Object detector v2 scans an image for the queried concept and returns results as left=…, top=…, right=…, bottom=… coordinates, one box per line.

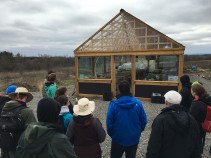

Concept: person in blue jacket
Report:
left=106, top=80, right=147, bottom=158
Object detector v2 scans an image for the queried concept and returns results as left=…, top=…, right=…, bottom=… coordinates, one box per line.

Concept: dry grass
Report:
left=0, top=67, right=75, bottom=93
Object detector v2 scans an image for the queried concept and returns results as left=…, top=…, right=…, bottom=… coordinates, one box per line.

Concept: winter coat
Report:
left=44, top=82, right=58, bottom=98
left=180, top=75, right=193, bottom=110
left=3, top=100, right=36, bottom=128
left=190, top=97, right=208, bottom=152
left=0, top=95, right=11, bottom=113
left=106, top=96, right=147, bottom=146
left=16, top=122, right=77, bottom=158
left=66, top=115, right=106, bottom=158
left=146, top=104, right=201, bottom=158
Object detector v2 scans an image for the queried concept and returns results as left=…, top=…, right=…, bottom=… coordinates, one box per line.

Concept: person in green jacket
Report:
left=16, top=97, right=77, bottom=158
left=44, top=72, right=58, bottom=98
left=2, top=87, right=37, bottom=158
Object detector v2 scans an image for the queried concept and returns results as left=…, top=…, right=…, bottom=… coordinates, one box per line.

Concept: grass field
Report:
left=0, top=67, right=75, bottom=92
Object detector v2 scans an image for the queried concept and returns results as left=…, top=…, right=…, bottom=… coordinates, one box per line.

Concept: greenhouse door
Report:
left=114, top=55, right=132, bottom=96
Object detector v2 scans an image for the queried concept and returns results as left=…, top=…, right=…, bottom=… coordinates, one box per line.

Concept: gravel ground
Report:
left=27, top=74, right=211, bottom=157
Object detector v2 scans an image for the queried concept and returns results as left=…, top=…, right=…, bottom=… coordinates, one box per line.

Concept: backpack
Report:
left=0, top=106, right=26, bottom=150
left=202, top=105, right=211, bottom=132
left=57, top=115, right=66, bottom=133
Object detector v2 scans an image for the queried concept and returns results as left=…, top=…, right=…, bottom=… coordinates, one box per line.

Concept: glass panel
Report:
left=78, top=56, right=111, bottom=79
left=115, top=56, right=132, bottom=95
left=136, top=55, right=179, bottom=81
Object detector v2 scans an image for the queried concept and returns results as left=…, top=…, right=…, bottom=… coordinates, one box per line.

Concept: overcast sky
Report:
left=0, top=0, right=211, bottom=56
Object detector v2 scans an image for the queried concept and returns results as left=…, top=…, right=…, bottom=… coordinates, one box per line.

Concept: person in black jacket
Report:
left=190, top=84, right=209, bottom=153
left=179, top=75, right=193, bottom=111
left=146, top=90, right=201, bottom=158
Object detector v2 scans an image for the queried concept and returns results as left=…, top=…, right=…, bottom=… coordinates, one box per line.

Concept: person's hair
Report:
left=55, top=87, right=67, bottom=99
left=56, top=95, right=68, bottom=106
left=47, top=73, right=56, bottom=82
left=118, top=80, right=130, bottom=94
left=13, top=93, right=28, bottom=100
left=45, top=70, right=55, bottom=79
left=191, top=85, right=209, bottom=99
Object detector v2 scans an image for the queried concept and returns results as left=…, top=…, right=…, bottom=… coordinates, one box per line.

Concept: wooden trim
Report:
left=74, top=12, right=122, bottom=52
left=135, top=80, right=179, bottom=86
left=136, top=97, right=151, bottom=102
left=75, top=57, right=79, bottom=96
left=78, top=79, right=112, bottom=83
left=78, top=93, right=103, bottom=98
left=75, top=50, right=184, bottom=56
left=131, top=55, right=136, bottom=96
left=111, top=56, right=115, bottom=97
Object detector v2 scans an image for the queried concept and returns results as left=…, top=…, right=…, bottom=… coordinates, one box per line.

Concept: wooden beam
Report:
left=111, top=56, right=115, bottom=98
left=79, top=79, right=112, bottom=83
left=135, top=80, right=179, bottom=86
left=131, top=55, right=136, bottom=96
left=75, top=57, right=79, bottom=96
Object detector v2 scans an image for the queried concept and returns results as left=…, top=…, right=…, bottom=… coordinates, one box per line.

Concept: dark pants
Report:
left=110, top=141, right=138, bottom=158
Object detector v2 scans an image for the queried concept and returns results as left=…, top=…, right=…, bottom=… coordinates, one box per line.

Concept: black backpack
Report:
left=0, top=105, right=26, bottom=150
left=57, top=115, right=66, bottom=133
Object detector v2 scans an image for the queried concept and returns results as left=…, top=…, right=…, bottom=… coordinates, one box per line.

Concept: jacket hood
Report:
left=161, top=104, right=191, bottom=136
left=3, top=100, right=26, bottom=110
left=59, top=106, right=69, bottom=115
left=17, top=122, right=59, bottom=154
left=45, top=81, right=54, bottom=87
left=0, top=95, right=11, bottom=104
left=114, top=96, right=137, bottom=109
left=73, top=114, right=93, bottom=126
left=180, top=75, right=191, bottom=88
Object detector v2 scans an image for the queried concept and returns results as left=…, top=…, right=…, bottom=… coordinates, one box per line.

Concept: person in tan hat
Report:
left=0, top=87, right=36, bottom=157
left=146, top=90, right=201, bottom=158
left=66, top=97, right=106, bottom=158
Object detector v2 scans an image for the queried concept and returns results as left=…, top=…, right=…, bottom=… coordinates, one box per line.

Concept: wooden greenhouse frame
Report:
left=74, top=9, right=185, bottom=101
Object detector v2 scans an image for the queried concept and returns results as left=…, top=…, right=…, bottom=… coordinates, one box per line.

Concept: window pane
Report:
left=78, top=56, right=111, bottom=79
left=136, top=55, right=179, bottom=81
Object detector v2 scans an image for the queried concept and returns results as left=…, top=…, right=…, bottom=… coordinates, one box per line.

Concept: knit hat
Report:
left=164, top=90, right=182, bottom=104
left=192, top=81, right=202, bottom=86
left=9, top=87, right=33, bottom=102
left=37, top=98, right=61, bottom=123
left=180, top=75, right=190, bottom=85
left=5, top=85, right=17, bottom=95
left=73, top=98, right=95, bottom=116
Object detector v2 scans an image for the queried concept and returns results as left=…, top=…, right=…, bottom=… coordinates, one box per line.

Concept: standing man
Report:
left=146, top=90, right=201, bottom=158
left=106, top=80, right=147, bottom=158
left=0, top=87, right=36, bottom=158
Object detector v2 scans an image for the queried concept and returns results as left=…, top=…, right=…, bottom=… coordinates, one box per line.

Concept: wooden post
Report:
left=111, top=55, right=115, bottom=98
left=75, top=56, right=79, bottom=96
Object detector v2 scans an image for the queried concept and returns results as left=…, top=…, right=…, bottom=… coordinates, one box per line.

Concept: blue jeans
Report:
left=110, top=141, right=138, bottom=158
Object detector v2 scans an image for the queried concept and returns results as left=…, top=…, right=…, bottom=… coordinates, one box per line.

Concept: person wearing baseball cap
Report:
left=146, top=90, right=201, bottom=158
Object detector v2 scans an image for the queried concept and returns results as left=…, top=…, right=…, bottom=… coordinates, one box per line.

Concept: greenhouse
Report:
left=74, top=9, right=185, bottom=101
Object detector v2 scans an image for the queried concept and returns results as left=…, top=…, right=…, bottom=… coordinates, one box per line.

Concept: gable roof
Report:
left=75, top=9, right=185, bottom=52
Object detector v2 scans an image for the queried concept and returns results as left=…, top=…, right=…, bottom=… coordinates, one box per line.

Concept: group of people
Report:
left=0, top=71, right=210, bottom=158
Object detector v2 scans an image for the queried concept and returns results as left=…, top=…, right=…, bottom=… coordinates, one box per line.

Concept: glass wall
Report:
left=136, top=55, right=179, bottom=81
left=78, top=56, right=111, bottom=79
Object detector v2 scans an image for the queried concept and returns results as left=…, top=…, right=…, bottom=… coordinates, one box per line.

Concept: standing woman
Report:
left=44, top=73, right=58, bottom=98
left=190, top=84, right=208, bottom=153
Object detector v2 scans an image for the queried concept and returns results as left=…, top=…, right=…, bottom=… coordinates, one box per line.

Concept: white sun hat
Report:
left=164, top=90, right=182, bottom=104
left=9, top=87, right=33, bottom=103
left=73, top=98, right=95, bottom=116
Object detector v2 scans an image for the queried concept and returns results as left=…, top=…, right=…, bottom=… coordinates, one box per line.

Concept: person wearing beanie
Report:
left=0, top=85, right=17, bottom=158
left=106, top=80, right=147, bottom=158
left=179, top=75, right=193, bottom=111
left=16, top=98, right=77, bottom=158
left=146, top=90, right=201, bottom=158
